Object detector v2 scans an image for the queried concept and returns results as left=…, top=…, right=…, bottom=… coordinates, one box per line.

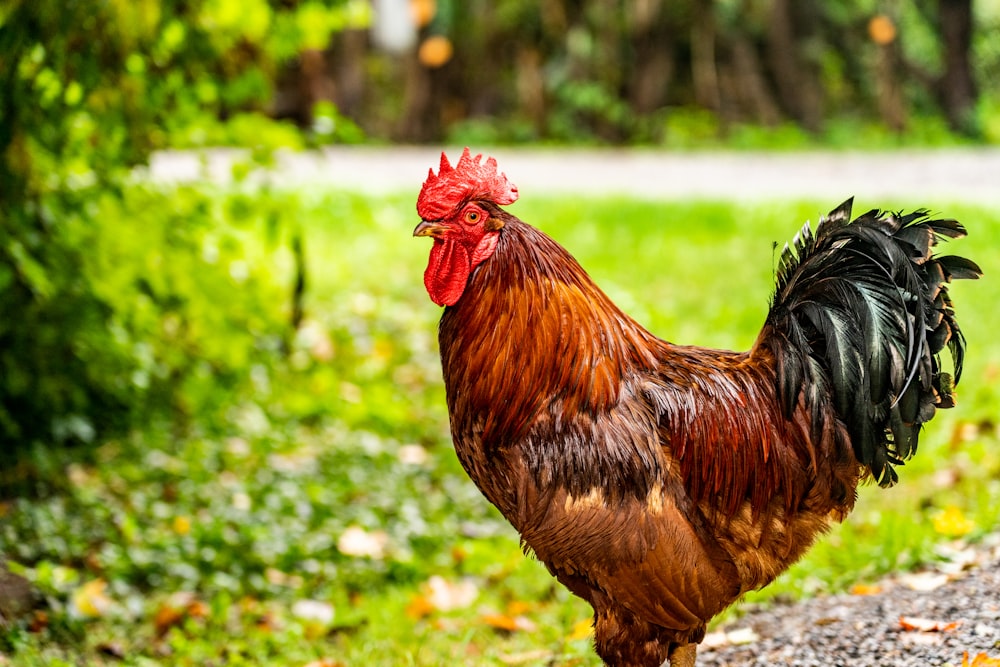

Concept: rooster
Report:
left=413, top=148, right=980, bottom=667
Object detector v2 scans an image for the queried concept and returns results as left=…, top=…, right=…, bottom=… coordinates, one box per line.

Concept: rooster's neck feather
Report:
left=439, top=217, right=660, bottom=451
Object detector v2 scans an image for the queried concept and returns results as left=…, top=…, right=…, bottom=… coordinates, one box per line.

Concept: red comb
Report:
left=417, top=147, right=518, bottom=220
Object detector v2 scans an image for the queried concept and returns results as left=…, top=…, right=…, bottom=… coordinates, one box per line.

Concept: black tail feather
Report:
left=764, top=199, right=981, bottom=486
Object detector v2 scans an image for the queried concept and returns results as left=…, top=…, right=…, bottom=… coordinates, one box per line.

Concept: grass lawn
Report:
left=1, top=190, right=997, bottom=666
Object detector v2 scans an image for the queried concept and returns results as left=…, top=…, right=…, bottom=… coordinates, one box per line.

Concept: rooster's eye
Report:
left=465, top=210, right=480, bottom=224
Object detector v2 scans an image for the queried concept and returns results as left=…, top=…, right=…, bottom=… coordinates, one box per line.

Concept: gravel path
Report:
left=700, top=536, right=1000, bottom=666
left=148, top=146, right=1000, bottom=204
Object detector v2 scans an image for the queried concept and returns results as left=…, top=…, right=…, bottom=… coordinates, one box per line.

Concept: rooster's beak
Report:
left=414, top=220, right=447, bottom=238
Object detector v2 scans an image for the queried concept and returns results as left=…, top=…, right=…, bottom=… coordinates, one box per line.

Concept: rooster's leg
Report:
left=668, top=643, right=697, bottom=667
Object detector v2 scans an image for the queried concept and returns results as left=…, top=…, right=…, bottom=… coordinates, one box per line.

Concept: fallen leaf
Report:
left=702, top=627, right=759, bottom=648
left=265, top=567, right=303, bottom=588
left=900, top=571, right=950, bottom=592
left=96, top=641, right=126, bottom=659
left=425, top=575, right=478, bottom=612
left=951, top=421, right=980, bottom=447
left=499, top=649, right=554, bottom=664
left=482, top=613, right=518, bottom=632
left=567, top=618, right=593, bottom=641
left=28, top=610, right=49, bottom=633
left=256, top=610, right=281, bottom=632
left=899, top=631, right=945, bottom=647
left=292, top=599, right=335, bottom=636
left=813, top=616, right=841, bottom=626
left=172, top=515, right=191, bottom=536
left=482, top=613, right=536, bottom=633
left=849, top=583, right=883, bottom=596
left=431, top=617, right=462, bottom=631
left=724, top=627, right=759, bottom=645
left=899, top=616, right=962, bottom=632
left=451, top=545, right=468, bottom=565
left=397, top=444, right=429, bottom=466
left=71, top=579, right=112, bottom=618
left=933, top=506, right=976, bottom=538
left=292, top=599, right=335, bottom=625
left=302, top=659, right=344, bottom=667
left=405, top=594, right=435, bottom=620
left=505, top=600, right=533, bottom=616
left=337, top=525, right=388, bottom=559
left=153, top=592, right=208, bottom=637
left=232, top=491, right=252, bottom=511
left=188, top=600, right=209, bottom=618
left=964, top=652, right=1000, bottom=667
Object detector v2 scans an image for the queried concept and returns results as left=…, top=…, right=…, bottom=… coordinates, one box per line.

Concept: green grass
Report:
left=1, top=191, right=998, bottom=666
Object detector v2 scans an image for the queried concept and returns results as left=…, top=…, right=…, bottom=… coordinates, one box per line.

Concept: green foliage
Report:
left=0, top=182, right=292, bottom=487
left=422, top=1, right=1000, bottom=146
left=0, top=0, right=364, bottom=451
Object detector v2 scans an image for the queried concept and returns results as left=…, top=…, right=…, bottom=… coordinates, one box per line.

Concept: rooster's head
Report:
left=414, top=148, right=518, bottom=306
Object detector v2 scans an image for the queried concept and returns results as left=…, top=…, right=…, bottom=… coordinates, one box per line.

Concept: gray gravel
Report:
left=699, top=537, right=1000, bottom=667
left=147, top=146, right=1000, bottom=204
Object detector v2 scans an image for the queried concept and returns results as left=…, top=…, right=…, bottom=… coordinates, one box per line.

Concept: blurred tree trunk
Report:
left=937, top=0, right=978, bottom=135
left=871, top=15, right=907, bottom=133
left=691, top=0, right=720, bottom=111
left=766, top=0, right=824, bottom=131
left=333, top=29, right=367, bottom=120
left=627, top=0, right=676, bottom=114
left=517, top=47, right=547, bottom=135
left=727, top=33, right=782, bottom=126
left=397, top=52, right=440, bottom=141
left=874, top=44, right=907, bottom=132
left=272, top=50, right=336, bottom=126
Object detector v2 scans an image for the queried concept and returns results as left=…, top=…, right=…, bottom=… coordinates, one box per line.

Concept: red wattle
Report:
left=424, top=233, right=500, bottom=307
left=425, top=241, right=471, bottom=306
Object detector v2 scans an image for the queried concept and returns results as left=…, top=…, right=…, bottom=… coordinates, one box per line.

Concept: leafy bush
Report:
left=0, top=181, right=292, bottom=489
left=0, top=0, right=360, bottom=454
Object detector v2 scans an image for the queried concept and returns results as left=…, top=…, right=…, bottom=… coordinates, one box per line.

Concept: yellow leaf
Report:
left=71, top=579, right=112, bottom=618
left=568, top=618, right=593, bottom=641
left=173, top=515, right=191, bottom=535
left=932, top=505, right=975, bottom=538
left=964, top=652, right=1000, bottom=667
left=405, top=594, right=435, bottom=620
left=849, top=583, right=883, bottom=596
left=482, top=613, right=536, bottom=633
left=505, top=600, right=533, bottom=616
left=482, top=613, right=519, bottom=632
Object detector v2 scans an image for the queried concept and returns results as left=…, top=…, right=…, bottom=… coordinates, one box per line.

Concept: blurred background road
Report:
left=151, top=147, right=1000, bottom=203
